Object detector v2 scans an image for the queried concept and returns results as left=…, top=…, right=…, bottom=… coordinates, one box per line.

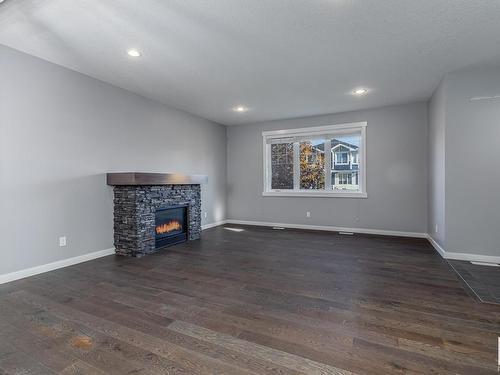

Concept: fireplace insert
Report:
left=155, top=203, right=188, bottom=249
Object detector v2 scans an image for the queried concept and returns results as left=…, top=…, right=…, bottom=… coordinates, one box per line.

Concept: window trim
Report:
left=262, top=122, right=367, bottom=198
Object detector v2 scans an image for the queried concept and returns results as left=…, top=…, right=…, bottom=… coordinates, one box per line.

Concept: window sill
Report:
left=262, top=191, right=368, bottom=198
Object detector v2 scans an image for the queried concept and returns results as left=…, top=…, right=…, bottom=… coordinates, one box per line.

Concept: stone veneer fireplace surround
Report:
left=107, top=173, right=207, bottom=257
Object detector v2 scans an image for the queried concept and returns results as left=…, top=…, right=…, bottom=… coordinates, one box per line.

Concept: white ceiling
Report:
left=1, top=0, right=500, bottom=125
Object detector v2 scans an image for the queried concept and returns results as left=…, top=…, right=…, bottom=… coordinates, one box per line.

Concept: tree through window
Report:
left=300, top=140, right=325, bottom=189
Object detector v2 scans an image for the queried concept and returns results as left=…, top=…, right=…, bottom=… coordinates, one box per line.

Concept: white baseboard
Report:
left=426, top=235, right=446, bottom=258
left=225, top=219, right=428, bottom=238
left=0, top=248, right=115, bottom=285
left=442, top=251, right=500, bottom=264
left=201, top=220, right=227, bottom=230
left=426, top=234, right=500, bottom=263
left=470, top=261, right=499, bottom=267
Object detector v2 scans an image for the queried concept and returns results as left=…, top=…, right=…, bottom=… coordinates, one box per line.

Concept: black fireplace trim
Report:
left=154, top=203, right=190, bottom=249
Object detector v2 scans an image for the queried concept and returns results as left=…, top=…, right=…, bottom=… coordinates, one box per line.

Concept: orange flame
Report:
left=156, top=220, right=182, bottom=235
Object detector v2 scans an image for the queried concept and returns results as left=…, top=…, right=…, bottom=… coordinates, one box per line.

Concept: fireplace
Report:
left=155, top=204, right=188, bottom=249
left=107, top=172, right=207, bottom=257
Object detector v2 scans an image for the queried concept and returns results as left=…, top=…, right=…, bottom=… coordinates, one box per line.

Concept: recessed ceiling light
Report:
left=233, top=105, right=249, bottom=113
left=127, top=49, right=142, bottom=58
left=352, top=88, right=369, bottom=96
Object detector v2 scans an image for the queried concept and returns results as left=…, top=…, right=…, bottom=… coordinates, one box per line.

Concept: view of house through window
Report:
left=331, top=134, right=361, bottom=191
left=264, top=123, right=366, bottom=196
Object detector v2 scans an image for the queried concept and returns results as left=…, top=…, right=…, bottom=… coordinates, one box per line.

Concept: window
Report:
left=334, top=172, right=358, bottom=186
left=335, top=151, right=349, bottom=165
left=351, top=151, right=359, bottom=165
left=263, top=122, right=367, bottom=197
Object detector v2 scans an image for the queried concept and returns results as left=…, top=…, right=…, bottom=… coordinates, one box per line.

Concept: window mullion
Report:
left=264, top=143, right=271, bottom=191
left=293, top=142, right=300, bottom=190
left=324, top=139, right=332, bottom=190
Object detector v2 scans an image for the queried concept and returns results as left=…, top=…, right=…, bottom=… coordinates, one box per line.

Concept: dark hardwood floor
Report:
left=1, top=225, right=499, bottom=374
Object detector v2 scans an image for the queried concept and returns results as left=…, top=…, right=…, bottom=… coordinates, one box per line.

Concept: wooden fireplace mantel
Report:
left=106, top=172, right=208, bottom=186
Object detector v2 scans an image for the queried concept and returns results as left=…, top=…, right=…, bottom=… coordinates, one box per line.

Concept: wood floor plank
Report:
left=168, top=320, right=355, bottom=375
left=0, top=321, right=78, bottom=373
left=59, top=360, right=108, bottom=375
left=0, top=341, right=57, bottom=375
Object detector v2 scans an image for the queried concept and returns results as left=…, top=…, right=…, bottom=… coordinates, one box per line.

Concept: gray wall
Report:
left=0, top=45, right=226, bottom=275
left=444, top=64, right=500, bottom=256
left=227, top=102, right=428, bottom=233
left=428, top=79, right=446, bottom=248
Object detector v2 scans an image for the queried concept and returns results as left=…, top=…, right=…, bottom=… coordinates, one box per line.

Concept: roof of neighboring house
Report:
left=313, top=139, right=358, bottom=152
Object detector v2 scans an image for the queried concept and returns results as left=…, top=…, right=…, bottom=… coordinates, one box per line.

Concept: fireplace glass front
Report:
left=155, top=204, right=188, bottom=249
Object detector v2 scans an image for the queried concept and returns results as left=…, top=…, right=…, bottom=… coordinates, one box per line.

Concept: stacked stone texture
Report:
left=113, top=185, right=201, bottom=257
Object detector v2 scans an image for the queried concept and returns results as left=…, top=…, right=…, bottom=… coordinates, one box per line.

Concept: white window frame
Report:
left=262, top=122, right=367, bottom=198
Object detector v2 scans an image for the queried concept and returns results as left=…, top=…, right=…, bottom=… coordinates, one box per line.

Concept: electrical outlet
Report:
left=59, top=236, right=67, bottom=247
left=435, top=224, right=438, bottom=233
left=306, top=211, right=311, bottom=218
left=204, top=212, right=208, bottom=219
